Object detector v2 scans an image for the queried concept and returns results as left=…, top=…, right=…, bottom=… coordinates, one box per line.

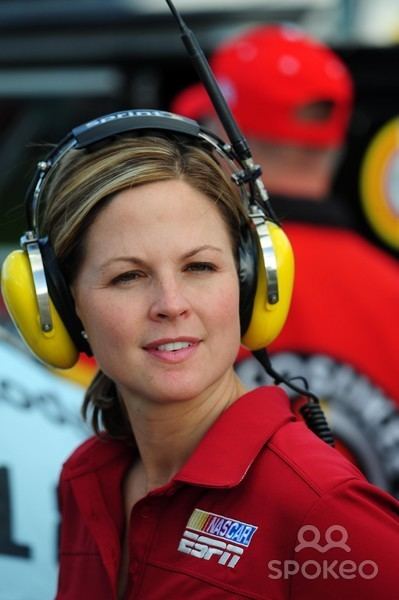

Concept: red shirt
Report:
left=56, top=386, right=399, bottom=599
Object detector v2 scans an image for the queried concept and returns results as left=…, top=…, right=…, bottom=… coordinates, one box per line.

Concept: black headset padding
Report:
left=238, top=223, right=258, bottom=335
left=72, top=111, right=201, bottom=149
left=39, top=237, right=92, bottom=355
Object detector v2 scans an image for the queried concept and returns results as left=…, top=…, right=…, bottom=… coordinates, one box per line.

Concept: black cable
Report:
left=165, top=0, right=251, bottom=160
left=252, top=348, right=335, bottom=446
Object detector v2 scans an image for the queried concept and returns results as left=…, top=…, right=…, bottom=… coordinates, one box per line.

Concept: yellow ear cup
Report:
left=241, top=222, right=294, bottom=350
left=1, top=250, right=79, bottom=369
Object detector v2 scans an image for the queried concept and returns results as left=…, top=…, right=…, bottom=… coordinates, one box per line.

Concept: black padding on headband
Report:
left=39, top=238, right=92, bottom=355
left=238, top=224, right=258, bottom=335
left=72, top=110, right=201, bottom=149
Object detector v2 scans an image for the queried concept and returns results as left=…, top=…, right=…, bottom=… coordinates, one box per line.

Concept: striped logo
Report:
left=178, top=508, right=257, bottom=569
left=187, top=509, right=257, bottom=546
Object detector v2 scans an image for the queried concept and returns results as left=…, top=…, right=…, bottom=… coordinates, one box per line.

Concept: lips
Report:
left=154, top=341, right=193, bottom=352
left=143, top=337, right=201, bottom=363
left=143, top=337, right=200, bottom=351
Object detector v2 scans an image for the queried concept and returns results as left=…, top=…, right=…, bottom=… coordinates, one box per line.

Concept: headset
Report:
left=0, top=108, right=294, bottom=369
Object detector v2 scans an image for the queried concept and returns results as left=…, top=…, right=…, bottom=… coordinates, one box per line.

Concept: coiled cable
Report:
left=252, top=348, right=335, bottom=446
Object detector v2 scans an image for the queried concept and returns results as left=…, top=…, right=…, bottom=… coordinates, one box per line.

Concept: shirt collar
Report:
left=174, top=386, right=294, bottom=488
left=62, top=386, right=294, bottom=489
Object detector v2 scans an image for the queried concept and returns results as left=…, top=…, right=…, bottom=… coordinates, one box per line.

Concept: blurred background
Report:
left=0, top=1, right=398, bottom=599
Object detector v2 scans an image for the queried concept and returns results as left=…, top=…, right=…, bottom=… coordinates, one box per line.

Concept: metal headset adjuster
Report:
left=248, top=204, right=279, bottom=305
left=20, top=230, right=53, bottom=333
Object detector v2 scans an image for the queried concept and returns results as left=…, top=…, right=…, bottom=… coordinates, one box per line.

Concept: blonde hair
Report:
left=42, top=132, right=247, bottom=440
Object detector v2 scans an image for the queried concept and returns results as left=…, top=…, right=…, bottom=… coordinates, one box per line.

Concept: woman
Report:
left=8, top=119, right=399, bottom=598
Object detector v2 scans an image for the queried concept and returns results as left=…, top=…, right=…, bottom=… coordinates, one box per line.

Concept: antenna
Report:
left=164, top=0, right=279, bottom=224
left=165, top=0, right=251, bottom=161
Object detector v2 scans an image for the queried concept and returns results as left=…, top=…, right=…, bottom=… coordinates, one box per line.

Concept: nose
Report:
left=148, top=275, right=191, bottom=321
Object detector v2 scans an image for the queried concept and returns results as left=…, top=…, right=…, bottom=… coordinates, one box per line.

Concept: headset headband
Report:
left=28, top=110, right=202, bottom=233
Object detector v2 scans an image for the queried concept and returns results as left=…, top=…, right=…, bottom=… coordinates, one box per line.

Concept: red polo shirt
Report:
left=56, top=386, right=399, bottom=599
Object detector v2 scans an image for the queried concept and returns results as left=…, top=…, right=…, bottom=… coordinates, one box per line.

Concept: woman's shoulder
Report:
left=266, top=417, right=365, bottom=496
left=238, top=386, right=364, bottom=497
left=242, top=408, right=367, bottom=518
left=251, top=416, right=399, bottom=526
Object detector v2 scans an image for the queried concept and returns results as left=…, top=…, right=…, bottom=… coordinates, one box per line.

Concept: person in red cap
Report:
left=172, top=23, right=399, bottom=498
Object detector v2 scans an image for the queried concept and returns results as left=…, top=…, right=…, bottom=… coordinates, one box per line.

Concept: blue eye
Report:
left=111, top=271, right=143, bottom=284
left=186, top=262, right=216, bottom=272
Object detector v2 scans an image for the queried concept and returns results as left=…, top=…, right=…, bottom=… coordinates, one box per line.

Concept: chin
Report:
left=152, top=381, right=209, bottom=405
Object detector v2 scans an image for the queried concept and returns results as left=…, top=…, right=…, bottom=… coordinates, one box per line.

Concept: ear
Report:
left=1, top=249, right=80, bottom=368
left=69, top=281, right=81, bottom=319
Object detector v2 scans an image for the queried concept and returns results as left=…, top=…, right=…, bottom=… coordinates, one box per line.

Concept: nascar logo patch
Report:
left=178, top=508, right=257, bottom=568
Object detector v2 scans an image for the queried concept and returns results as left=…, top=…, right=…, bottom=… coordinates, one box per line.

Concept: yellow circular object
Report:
left=359, top=116, right=399, bottom=250
left=241, top=221, right=294, bottom=350
left=1, top=249, right=79, bottom=368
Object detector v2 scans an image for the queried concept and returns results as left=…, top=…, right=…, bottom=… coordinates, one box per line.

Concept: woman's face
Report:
left=72, top=178, right=241, bottom=406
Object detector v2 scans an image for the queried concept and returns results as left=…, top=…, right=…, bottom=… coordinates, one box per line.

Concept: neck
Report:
left=266, top=170, right=331, bottom=200
left=248, top=138, right=338, bottom=200
left=119, top=370, right=246, bottom=492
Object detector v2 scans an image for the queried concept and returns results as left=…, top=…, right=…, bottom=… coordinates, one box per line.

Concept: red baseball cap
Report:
left=171, top=24, right=353, bottom=148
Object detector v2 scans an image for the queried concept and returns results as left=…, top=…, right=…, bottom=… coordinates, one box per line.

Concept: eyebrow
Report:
left=182, top=245, right=223, bottom=259
left=99, top=245, right=223, bottom=271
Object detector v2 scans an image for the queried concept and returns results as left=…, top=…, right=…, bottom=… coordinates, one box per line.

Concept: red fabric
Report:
left=56, top=387, right=399, bottom=599
left=171, top=25, right=353, bottom=148
left=269, top=224, right=399, bottom=402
